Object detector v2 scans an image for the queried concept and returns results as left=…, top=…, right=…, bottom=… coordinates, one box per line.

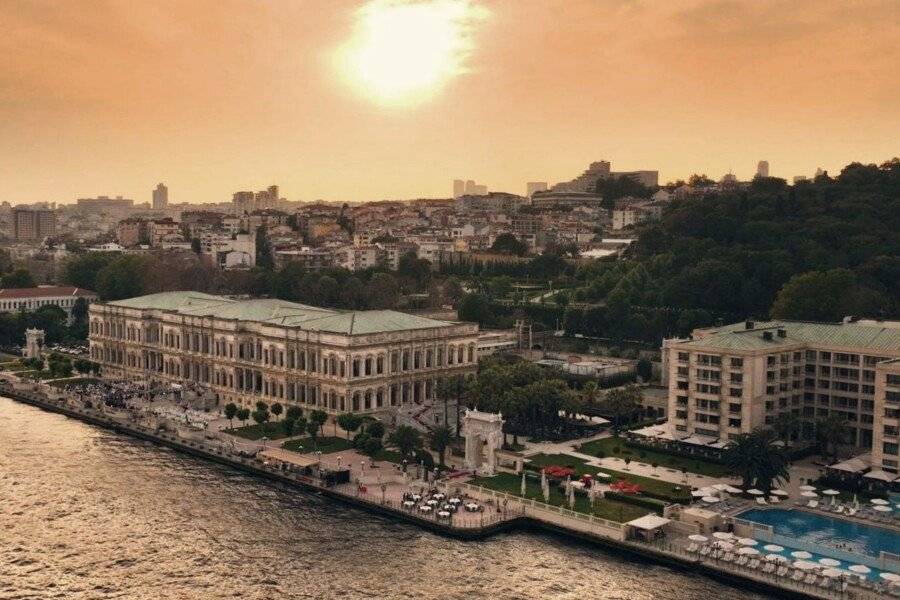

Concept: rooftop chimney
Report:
left=762, top=331, right=773, bottom=341
left=777, top=328, right=786, bottom=338
left=745, top=320, right=754, bottom=330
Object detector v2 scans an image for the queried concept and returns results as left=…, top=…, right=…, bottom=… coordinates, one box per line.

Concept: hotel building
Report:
left=88, top=292, right=479, bottom=415
left=664, top=320, right=900, bottom=457
left=873, top=358, right=900, bottom=474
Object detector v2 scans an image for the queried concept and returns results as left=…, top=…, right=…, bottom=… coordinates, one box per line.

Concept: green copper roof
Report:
left=680, top=320, right=900, bottom=353
left=107, top=292, right=456, bottom=335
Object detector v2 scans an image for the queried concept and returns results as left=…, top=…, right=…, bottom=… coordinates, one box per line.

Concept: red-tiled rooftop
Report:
left=0, top=286, right=97, bottom=299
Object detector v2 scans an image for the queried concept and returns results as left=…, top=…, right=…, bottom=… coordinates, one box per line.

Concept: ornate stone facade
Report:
left=89, top=292, right=479, bottom=416
left=463, top=409, right=504, bottom=475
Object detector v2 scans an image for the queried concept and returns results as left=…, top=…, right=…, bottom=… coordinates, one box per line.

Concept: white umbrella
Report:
left=713, top=532, right=734, bottom=540
left=737, top=538, right=758, bottom=546
left=819, top=558, right=841, bottom=567
left=595, top=472, right=611, bottom=479
left=691, top=490, right=707, bottom=498
left=689, top=534, right=709, bottom=543
left=702, top=496, right=721, bottom=503
left=801, top=491, right=818, bottom=498
left=712, top=541, right=734, bottom=550
left=712, top=483, right=731, bottom=491
left=567, top=482, right=575, bottom=509
left=791, top=551, right=813, bottom=559
left=737, top=547, right=759, bottom=556
left=770, top=489, right=789, bottom=497
left=793, top=560, right=817, bottom=570
left=873, top=505, right=892, bottom=512
left=799, top=485, right=816, bottom=491
left=881, top=573, right=900, bottom=582
left=520, top=471, right=526, bottom=496
left=763, top=544, right=784, bottom=552
left=746, top=489, right=764, bottom=496
left=848, top=565, right=871, bottom=574
left=766, top=554, right=789, bottom=563
left=821, top=568, right=843, bottom=578
left=871, top=498, right=889, bottom=505
left=540, top=468, right=547, bottom=491
left=725, top=486, right=744, bottom=494
left=822, top=489, right=840, bottom=496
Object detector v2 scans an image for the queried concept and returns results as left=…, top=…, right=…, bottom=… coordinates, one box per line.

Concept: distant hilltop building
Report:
left=552, top=160, right=658, bottom=193
left=526, top=182, right=548, bottom=197
left=452, top=179, right=487, bottom=198
left=756, top=160, right=769, bottom=178
left=152, top=183, right=168, bottom=210
left=12, top=207, right=56, bottom=241
left=76, top=196, right=134, bottom=211
left=232, top=185, right=282, bottom=213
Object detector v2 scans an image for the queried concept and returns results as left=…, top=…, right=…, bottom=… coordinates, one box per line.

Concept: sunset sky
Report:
left=2, top=0, right=898, bottom=205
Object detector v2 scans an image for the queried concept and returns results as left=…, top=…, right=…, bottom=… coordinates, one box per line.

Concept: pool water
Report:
left=738, top=508, right=899, bottom=560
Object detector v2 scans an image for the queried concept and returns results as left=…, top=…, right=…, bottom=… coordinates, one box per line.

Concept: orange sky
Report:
left=1, top=0, right=898, bottom=205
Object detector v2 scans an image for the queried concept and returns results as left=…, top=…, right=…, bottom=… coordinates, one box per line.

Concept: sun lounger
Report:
left=792, top=570, right=804, bottom=581
left=847, top=507, right=857, bottom=516
left=700, top=546, right=711, bottom=556
left=818, top=578, right=831, bottom=589
left=806, top=500, right=818, bottom=508
left=748, top=559, right=760, bottom=569
left=723, top=553, right=735, bottom=562
left=756, top=497, right=767, bottom=505
left=687, top=543, right=699, bottom=553
left=776, top=566, right=788, bottom=577
left=834, top=505, right=844, bottom=513
left=804, top=574, right=817, bottom=585
left=769, top=495, right=780, bottom=504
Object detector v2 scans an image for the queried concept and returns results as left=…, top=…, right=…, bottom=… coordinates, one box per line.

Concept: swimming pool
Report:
left=738, top=508, right=898, bottom=560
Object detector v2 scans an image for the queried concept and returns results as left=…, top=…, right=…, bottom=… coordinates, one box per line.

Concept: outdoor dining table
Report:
left=411, top=494, right=422, bottom=502
left=419, top=505, right=432, bottom=512
left=448, top=498, right=461, bottom=504
left=426, top=499, right=439, bottom=506
left=437, top=510, right=450, bottom=518
left=465, top=503, right=479, bottom=511
left=433, top=493, right=445, bottom=500
left=402, top=500, right=415, bottom=508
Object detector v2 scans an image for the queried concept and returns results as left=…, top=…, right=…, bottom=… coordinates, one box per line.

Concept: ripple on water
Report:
left=0, top=397, right=774, bottom=600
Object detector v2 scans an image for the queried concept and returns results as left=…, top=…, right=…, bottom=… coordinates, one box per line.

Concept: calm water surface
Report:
left=0, top=397, right=771, bottom=600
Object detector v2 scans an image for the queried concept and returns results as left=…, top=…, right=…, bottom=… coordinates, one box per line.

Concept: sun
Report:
left=334, top=0, right=487, bottom=106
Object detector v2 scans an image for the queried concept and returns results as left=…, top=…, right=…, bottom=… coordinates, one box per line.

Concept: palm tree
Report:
left=389, top=425, right=423, bottom=459
left=814, top=414, right=850, bottom=461
left=771, top=412, right=800, bottom=445
left=581, top=381, right=600, bottom=412
left=723, top=429, right=790, bottom=493
left=429, top=425, right=453, bottom=467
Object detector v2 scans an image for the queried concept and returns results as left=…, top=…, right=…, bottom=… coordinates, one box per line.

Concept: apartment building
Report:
left=13, top=208, right=57, bottom=241
left=664, top=320, right=900, bottom=452
left=89, top=292, right=479, bottom=415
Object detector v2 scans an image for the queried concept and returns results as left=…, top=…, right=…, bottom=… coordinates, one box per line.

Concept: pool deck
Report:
left=2, top=380, right=892, bottom=600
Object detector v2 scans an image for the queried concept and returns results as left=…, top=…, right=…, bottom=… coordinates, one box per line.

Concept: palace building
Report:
left=88, top=292, right=479, bottom=415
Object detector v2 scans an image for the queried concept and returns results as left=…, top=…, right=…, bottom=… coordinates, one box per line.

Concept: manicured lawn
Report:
left=372, top=448, right=405, bottom=464
left=525, top=452, right=691, bottom=503
left=577, top=437, right=731, bottom=478
left=475, top=472, right=649, bottom=523
left=281, top=436, right=353, bottom=454
left=228, top=422, right=292, bottom=440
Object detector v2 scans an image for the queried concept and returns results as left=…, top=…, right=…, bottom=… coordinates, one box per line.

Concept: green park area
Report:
left=48, top=377, right=102, bottom=388
left=281, top=436, right=353, bottom=454
left=525, top=452, right=692, bottom=503
left=475, top=472, right=649, bottom=523
left=577, top=437, right=731, bottom=478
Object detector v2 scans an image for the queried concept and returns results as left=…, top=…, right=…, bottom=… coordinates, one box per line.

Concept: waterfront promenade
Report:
left=0, top=379, right=890, bottom=600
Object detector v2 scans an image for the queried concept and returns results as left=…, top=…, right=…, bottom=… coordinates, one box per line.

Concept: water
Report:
left=0, top=397, right=770, bottom=600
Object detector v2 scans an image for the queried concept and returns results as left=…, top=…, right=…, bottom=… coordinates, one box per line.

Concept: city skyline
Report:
left=2, top=0, right=899, bottom=205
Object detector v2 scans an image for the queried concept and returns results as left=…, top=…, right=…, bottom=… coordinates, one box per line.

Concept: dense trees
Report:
left=490, top=233, right=528, bottom=257
left=594, top=175, right=652, bottom=210
left=1, top=268, right=36, bottom=288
